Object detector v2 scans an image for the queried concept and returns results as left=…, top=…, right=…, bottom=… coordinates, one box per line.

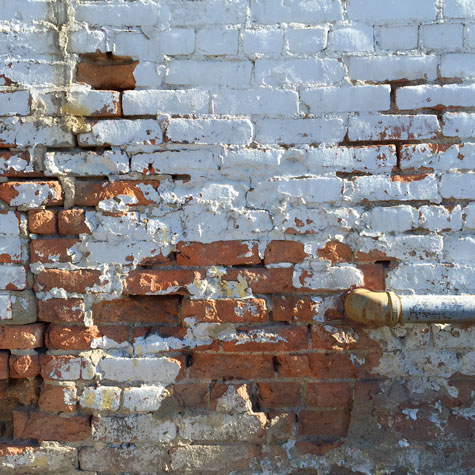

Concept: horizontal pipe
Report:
left=344, top=289, right=475, bottom=327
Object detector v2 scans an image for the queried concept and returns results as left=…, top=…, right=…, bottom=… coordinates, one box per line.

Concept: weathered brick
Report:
left=258, top=382, right=301, bottom=408
left=34, top=269, right=103, bottom=293
left=38, top=299, right=85, bottom=323
left=58, top=209, right=91, bottom=235
left=223, top=268, right=293, bottom=294
left=299, top=409, right=350, bottom=438
left=28, top=210, right=57, bottom=234
left=272, top=296, right=320, bottom=322
left=306, top=382, right=352, bottom=408
left=30, top=238, right=80, bottom=263
left=0, top=351, right=8, bottom=379
left=0, top=324, right=44, bottom=349
left=9, top=354, right=40, bottom=378
left=177, top=241, right=260, bottom=266
left=0, top=181, right=63, bottom=208
left=38, top=384, right=77, bottom=412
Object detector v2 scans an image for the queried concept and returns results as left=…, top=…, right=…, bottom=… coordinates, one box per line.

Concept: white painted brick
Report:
left=0, top=151, right=34, bottom=175
left=375, top=25, right=418, bottom=51
left=466, top=23, right=475, bottom=47
left=159, top=29, right=195, bottom=55
left=251, top=0, right=343, bottom=24
left=346, top=174, right=440, bottom=202
left=348, top=114, right=440, bottom=141
left=400, top=143, right=475, bottom=171
left=133, top=61, right=163, bottom=88
left=69, top=26, right=106, bottom=53
left=98, top=357, right=181, bottom=383
left=222, top=149, right=282, bottom=172
left=0, top=237, right=24, bottom=263
left=80, top=386, right=121, bottom=411
left=77, top=120, right=162, bottom=146
left=445, top=236, right=475, bottom=262
left=418, top=205, right=463, bottom=231
left=0, top=61, right=64, bottom=87
left=0, top=294, right=12, bottom=321
left=197, top=29, right=239, bottom=55
left=445, top=0, right=475, bottom=18
left=440, top=53, right=475, bottom=78
left=421, top=23, right=463, bottom=49
left=44, top=150, right=129, bottom=176
left=0, top=90, right=30, bottom=116
left=464, top=203, right=475, bottom=229
left=256, top=118, right=345, bottom=144
left=168, top=0, right=247, bottom=26
left=75, top=1, right=160, bottom=26
left=0, top=27, right=56, bottom=57
left=329, top=24, right=373, bottom=52
left=0, top=0, right=50, bottom=22
left=166, top=119, right=253, bottom=145
left=388, top=263, right=450, bottom=293
left=397, top=84, right=475, bottom=110
left=0, top=118, right=74, bottom=147
left=5, top=182, right=61, bottom=209
left=131, top=150, right=218, bottom=176
left=112, top=30, right=152, bottom=59
left=247, top=176, right=343, bottom=209
left=255, top=59, right=345, bottom=86
left=213, top=89, right=298, bottom=115
left=443, top=112, right=475, bottom=137
left=294, top=263, right=364, bottom=291
left=0, top=212, right=21, bottom=236
left=123, top=90, right=209, bottom=115
left=167, top=60, right=252, bottom=87
left=122, top=385, right=166, bottom=412
left=348, top=0, right=436, bottom=21
left=306, top=145, right=395, bottom=173
left=361, top=206, right=417, bottom=234
left=440, top=171, right=475, bottom=199
left=0, top=265, right=26, bottom=290
left=242, top=29, right=284, bottom=55
left=347, top=55, right=438, bottom=81
left=286, top=27, right=327, bottom=53
left=301, top=85, right=390, bottom=113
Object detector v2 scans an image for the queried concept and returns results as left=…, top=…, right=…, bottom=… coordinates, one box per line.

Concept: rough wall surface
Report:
left=0, top=0, right=474, bottom=473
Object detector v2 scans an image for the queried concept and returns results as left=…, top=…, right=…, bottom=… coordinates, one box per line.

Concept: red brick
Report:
left=38, top=299, right=85, bottom=323
left=311, top=325, right=380, bottom=351
left=444, top=379, right=475, bottom=408
left=0, top=324, right=45, bottom=349
left=123, top=269, right=203, bottom=295
left=74, top=180, right=160, bottom=206
left=28, top=210, right=56, bottom=234
left=0, top=181, right=62, bottom=206
left=40, top=355, right=88, bottom=381
left=257, top=382, right=301, bottom=408
left=295, top=440, right=343, bottom=456
left=0, top=351, right=8, bottom=379
left=34, top=269, right=103, bottom=293
left=392, top=410, right=442, bottom=441
left=275, top=354, right=314, bottom=378
left=306, top=382, right=352, bottom=408
left=58, top=209, right=91, bottom=235
left=30, top=238, right=80, bottom=263
left=272, top=296, right=318, bottom=322
left=182, top=298, right=268, bottom=323
left=38, top=384, right=77, bottom=413
left=357, top=263, right=386, bottom=291
left=223, top=268, right=293, bottom=294
left=0, top=444, right=33, bottom=457
left=209, top=383, right=252, bottom=410
left=177, top=241, right=261, bottom=266
left=92, top=296, right=179, bottom=324
left=0, top=151, right=38, bottom=177
left=318, top=240, right=354, bottom=263
left=173, top=383, right=209, bottom=409
left=298, top=409, right=350, bottom=438
left=222, top=326, right=308, bottom=352
left=189, top=354, right=275, bottom=380
left=9, top=355, right=40, bottom=378
left=76, top=53, right=138, bottom=91
left=264, top=240, right=307, bottom=264
left=46, top=325, right=129, bottom=350
left=310, top=352, right=378, bottom=380
left=13, top=410, right=90, bottom=442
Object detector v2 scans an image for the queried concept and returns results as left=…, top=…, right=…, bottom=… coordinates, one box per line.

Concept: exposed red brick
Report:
left=0, top=324, right=45, bottom=350
left=93, top=296, right=180, bottom=324
left=28, top=210, right=56, bottom=234
left=209, top=383, right=252, bottom=410
left=257, top=382, right=301, bottom=408
left=0, top=444, right=33, bottom=457
left=30, top=238, right=80, bottom=263
left=0, top=351, right=8, bottom=379
left=0, top=181, right=63, bottom=206
left=223, top=268, right=293, bottom=294
left=58, top=209, right=91, bottom=235
left=272, top=295, right=318, bottom=322
left=76, top=53, right=138, bottom=90
left=34, top=269, right=103, bottom=293
left=38, top=384, right=77, bottom=413
left=311, top=325, right=380, bottom=351
left=74, top=180, right=160, bottom=206
left=306, top=382, right=352, bottom=408
left=123, top=269, right=203, bottom=295
left=318, top=240, right=354, bottom=263
left=177, top=240, right=260, bottom=266
left=173, top=383, right=209, bottom=409
left=295, top=440, right=343, bottom=456
left=46, top=325, right=128, bottom=350
left=40, top=355, right=88, bottom=381
left=444, top=379, right=475, bottom=408
left=0, top=151, right=38, bottom=177
left=390, top=173, right=428, bottom=183
left=264, top=240, right=307, bottom=264
left=189, top=354, right=275, bottom=380
left=38, top=299, right=85, bottom=323
left=355, top=249, right=391, bottom=262
left=222, top=326, right=308, bottom=352
left=357, top=263, right=386, bottom=291
left=182, top=298, right=268, bottom=323
left=275, top=354, right=313, bottom=378
left=9, top=355, right=40, bottom=378
left=298, top=409, right=350, bottom=438
left=13, top=410, right=90, bottom=441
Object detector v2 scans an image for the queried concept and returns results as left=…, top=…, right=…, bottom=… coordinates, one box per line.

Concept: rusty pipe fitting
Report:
left=344, top=289, right=475, bottom=327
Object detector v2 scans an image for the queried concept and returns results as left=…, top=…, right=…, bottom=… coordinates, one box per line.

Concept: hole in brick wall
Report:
left=76, top=52, right=139, bottom=91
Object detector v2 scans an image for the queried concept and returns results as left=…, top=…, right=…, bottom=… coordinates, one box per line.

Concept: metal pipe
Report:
left=344, top=289, right=475, bottom=327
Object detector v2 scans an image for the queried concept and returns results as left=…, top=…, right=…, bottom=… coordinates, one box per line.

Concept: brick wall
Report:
left=0, top=0, right=474, bottom=472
